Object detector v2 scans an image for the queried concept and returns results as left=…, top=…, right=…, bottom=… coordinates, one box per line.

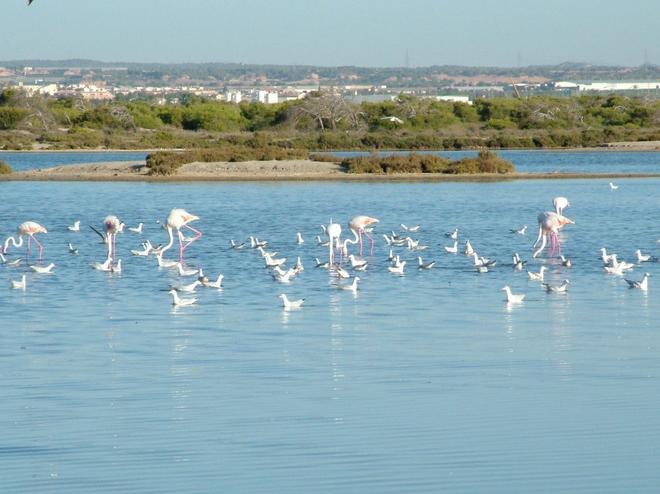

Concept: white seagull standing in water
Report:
left=279, top=294, right=305, bottom=310
left=502, top=286, right=525, bottom=303
left=169, top=290, right=197, bottom=307
left=625, top=272, right=649, bottom=291
left=11, top=275, right=27, bottom=290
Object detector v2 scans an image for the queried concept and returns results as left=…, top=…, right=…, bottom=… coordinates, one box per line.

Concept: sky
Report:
left=1, top=0, right=658, bottom=67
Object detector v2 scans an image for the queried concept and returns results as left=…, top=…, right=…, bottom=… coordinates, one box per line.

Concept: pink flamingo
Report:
left=552, top=196, right=570, bottom=216
left=348, top=216, right=379, bottom=256
left=161, top=208, right=202, bottom=263
left=104, top=215, right=122, bottom=264
left=533, top=212, right=574, bottom=258
left=326, top=221, right=342, bottom=266
left=3, top=221, right=48, bottom=261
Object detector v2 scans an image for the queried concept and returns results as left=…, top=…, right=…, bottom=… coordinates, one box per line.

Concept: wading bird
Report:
left=161, top=208, right=202, bottom=263
left=3, top=221, right=48, bottom=261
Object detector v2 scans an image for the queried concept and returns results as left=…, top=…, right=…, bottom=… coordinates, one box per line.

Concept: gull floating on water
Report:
left=444, top=241, right=458, bottom=254
left=67, top=221, right=80, bottom=232
left=635, top=249, right=655, bottom=263
left=338, top=276, right=360, bottom=293
left=625, top=272, right=649, bottom=291
left=502, top=286, right=525, bottom=303
left=156, top=254, right=179, bottom=269
left=601, top=248, right=616, bottom=264
left=418, top=256, right=435, bottom=270
left=609, top=182, right=619, bottom=190
left=128, top=223, right=143, bottom=234
left=527, top=265, right=547, bottom=281
left=348, top=254, right=368, bottom=269
left=68, top=242, right=79, bottom=255
left=131, top=241, right=152, bottom=256
left=294, top=256, right=304, bottom=273
left=296, top=232, right=304, bottom=245
left=388, top=260, right=406, bottom=274
left=110, top=259, right=122, bottom=273
left=400, top=223, right=420, bottom=232
left=230, top=239, right=246, bottom=250
left=512, top=253, right=526, bottom=270
left=11, top=275, right=26, bottom=290
left=31, top=263, right=55, bottom=274
left=202, top=274, right=224, bottom=289
left=169, top=289, right=197, bottom=306
left=543, top=279, right=570, bottom=293
left=314, top=257, right=329, bottom=269
left=249, top=236, right=268, bottom=249
left=334, top=265, right=351, bottom=279
left=464, top=240, right=474, bottom=256
left=560, top=255, right=572, bottom=268
left=92, top=258, right=112, bottom=271
left=445, top=228, right=459, bottom=240
left=511, top=225, right=527, bottom=235
left=279, top=293, right=304, bottom=310
left=172, top=279, right=201, bottom=293
left=476, top=265, right=489, bottom=273
left=178, top=263, right=201, bottom=277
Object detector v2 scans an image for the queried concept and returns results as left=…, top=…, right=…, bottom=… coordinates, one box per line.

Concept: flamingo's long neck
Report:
left=3, top=235, right=23, bottom=253
left=160, top=226, right=175, bottom=257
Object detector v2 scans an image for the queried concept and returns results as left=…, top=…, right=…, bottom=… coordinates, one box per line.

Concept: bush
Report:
left=0, top=160, right=12, bottom=174
left=0, top=108, right=29, bottom=130
left=342, top=152, right=502, bottom=174
left=447, top=150, right=515, bottom=174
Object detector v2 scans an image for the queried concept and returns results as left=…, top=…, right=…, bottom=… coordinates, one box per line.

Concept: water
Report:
left=1, top=171, right=660, bottom=492
left=1, top=150, right=660, bottom=174
left=0, top=151, right=147, bottom=172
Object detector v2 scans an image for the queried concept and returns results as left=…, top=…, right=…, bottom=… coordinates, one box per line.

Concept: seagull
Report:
left=388, top=260, right=406, bottom=274
left=334, top=265, right=351, bottom=279
left=387, top=248, right=395, bottom=261
left=169, top=290, right=197, bottom=306
left=294, top=256, right=304, bottom=273
left=560, top=255, right=572, bottom=268
left=128, top=223, right=143, bottom=234
left=418, top=257, right=435, bottom=270
left=264, top=253, right=287, bottom=268
left=338, top=276, right=360, bottom=293
left=110, top=259, right=122, bottom=273
left=445, top=228, right=458, bottom=240
left=68, top=243, right=79, bottom=255
left=512, top=253, right=526, bottom=270
left=131, top=242, right=152, bottom=256
left=11, top=275, right=26, bottom=290
left=610, top=255, right=634, bottom=271
left=172, top=279, right=202, bottom=293
left=314, top=257, right=329, bottom=269
left=353, top=262, right=369, bottom=272
left=230, top=239, right=246, bottom=250
left=444, top=241, right=458, bottom=254
left=609, top=182, right=619, bottom=190
left=273, top=268, right=296, bottom=283
left=636, top=249, right=654, bottom=263
left=604, top=263, right=625, bottom=276
left=249, top=236, right=268, bottom=249
left=348, top=254, right=368, bottom=269
left=92, top=258, right=112, bottom=271
left=527, top=265, right=547, bottom=281
left=316, top=235, right=330, bottom=247
left=202, top=274, right=224, bottom=289
left=67, top=221, right=80, bottom=232
left=156, top=254, right=179, bottom=269
left=543, top=279, right=570, bottom=293
left=279, top=294, right=305, bottom=310
left=601, top=248, right=616, bottom=264
left=464, top=240, right=474, bottom=256
left=476, top=265, right=489, bottom=273
left=30, top=263, right=55, bottom=274
left=400, top=224, right=420, bottom=232
left=502, top=286, right=525, bottom=303
left=511, top=225, right=527, bottom=235
left=296, top=232, right=304, bottom=245
left=178, top=263, right=201, bottom=277
left=625, top=272, right=650, bottom=291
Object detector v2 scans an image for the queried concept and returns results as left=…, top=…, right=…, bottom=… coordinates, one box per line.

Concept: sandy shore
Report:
left=3, top=159, right=660, bottom=182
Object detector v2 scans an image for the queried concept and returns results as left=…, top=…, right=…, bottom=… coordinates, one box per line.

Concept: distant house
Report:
left=434, top=95, right=472, bottom=105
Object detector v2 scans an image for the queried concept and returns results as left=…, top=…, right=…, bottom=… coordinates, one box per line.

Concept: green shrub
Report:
left=0, top=160, right=12, bottom=174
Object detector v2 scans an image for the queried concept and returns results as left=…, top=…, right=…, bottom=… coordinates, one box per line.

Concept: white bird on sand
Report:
left=178, top=263, right=201, bottom=277
left=110, top=259, right=122, bottom=273
left=444, top=241, right=458, bottom=254
left=338, top=276, right=360, bottom=293
left=625, top=272, right=649, bottom=291
left=314, top=257, right=329, bottom=269
left=30, top=263, right=55, bottom=274
left=464, top=240, right=474, bottom=256
left=279, top=293, right=305, bottom=310
left=68, top=242, right=79, bottom=255
left=128, top=223, right=143, bottom=234
left=543, top=279, right=570, bottom=293
left=296, top=232, right=304, bottom=245
left=502, top=286, right=525, bottom=303
left=560, top=255, right=572, bottom=268
left=418, top=257, right=435, bottom=270
left=67, top=220, right=80, bottom=232
left=11, top=275, right=27, bottom=290
left=172, top=279, right=201, bottom=293
left=527, top=265, right=547, bottom=281
left=203, top=274, right=224, bottom=289
left=388, top=260, right=406, bottom=274
left=609, top=182, right=619, bottom=190
left=169, top=289, right=197, bottom=306
left=511, top=225, right=527, bottom=235
left=636, top=249, right=653, bottom=263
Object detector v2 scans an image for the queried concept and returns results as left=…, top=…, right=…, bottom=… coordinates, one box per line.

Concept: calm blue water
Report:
left=1, top=150, right=660, bottom=174
left=1, top=173, right=660, bottom=492
left=0, top=151, right=147, bottom=171
left=330, top=150, right=660, bottom=174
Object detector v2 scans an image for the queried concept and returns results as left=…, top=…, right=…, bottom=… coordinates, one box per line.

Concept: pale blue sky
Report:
left=1, top=0, right=658, bottom=67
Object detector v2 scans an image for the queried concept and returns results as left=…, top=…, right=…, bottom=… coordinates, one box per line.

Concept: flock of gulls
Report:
left=1, top=187, right=656, bottom=311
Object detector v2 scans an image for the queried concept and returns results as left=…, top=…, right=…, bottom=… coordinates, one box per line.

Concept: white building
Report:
left=256, top=90, right=279, bottom=104
left=435, top=95, right=472, bottom=105
left=225, top=90, right=242, bottom=104
left=578, top=81, right=660, bottom=92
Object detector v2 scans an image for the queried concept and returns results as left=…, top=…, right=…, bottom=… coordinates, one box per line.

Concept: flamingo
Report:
left=3, top=221, right=48, bottom=261
left=552, top=196, right=570, bottom=216
left=349, top=216, right=379, bottom=256
left=326, top=221, right=342, bottom=266
left=161, top=208, right=202, bottom=263
left=104, top=215, right=122, bottom=264
left=533, top=212, right=574, bottom=258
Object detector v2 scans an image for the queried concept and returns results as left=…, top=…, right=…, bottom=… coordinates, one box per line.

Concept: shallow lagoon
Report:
left=0, top=174, right=659, bottom=493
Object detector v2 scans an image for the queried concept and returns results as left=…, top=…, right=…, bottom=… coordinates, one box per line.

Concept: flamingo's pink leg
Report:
left=32, top=235, right=44, bottom=261
left=182, top=225, right=203, bottom=252
left=26, top=236, right=31, bottom=260
left=358, top=231, right=364, bottom=256
left=364, top=231, right=375, bottom=256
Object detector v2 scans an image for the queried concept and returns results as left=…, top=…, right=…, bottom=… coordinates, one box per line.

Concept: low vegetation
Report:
left=0, top=159, right=12, bottom=174
left=342, top=150, right=514, bottom=174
